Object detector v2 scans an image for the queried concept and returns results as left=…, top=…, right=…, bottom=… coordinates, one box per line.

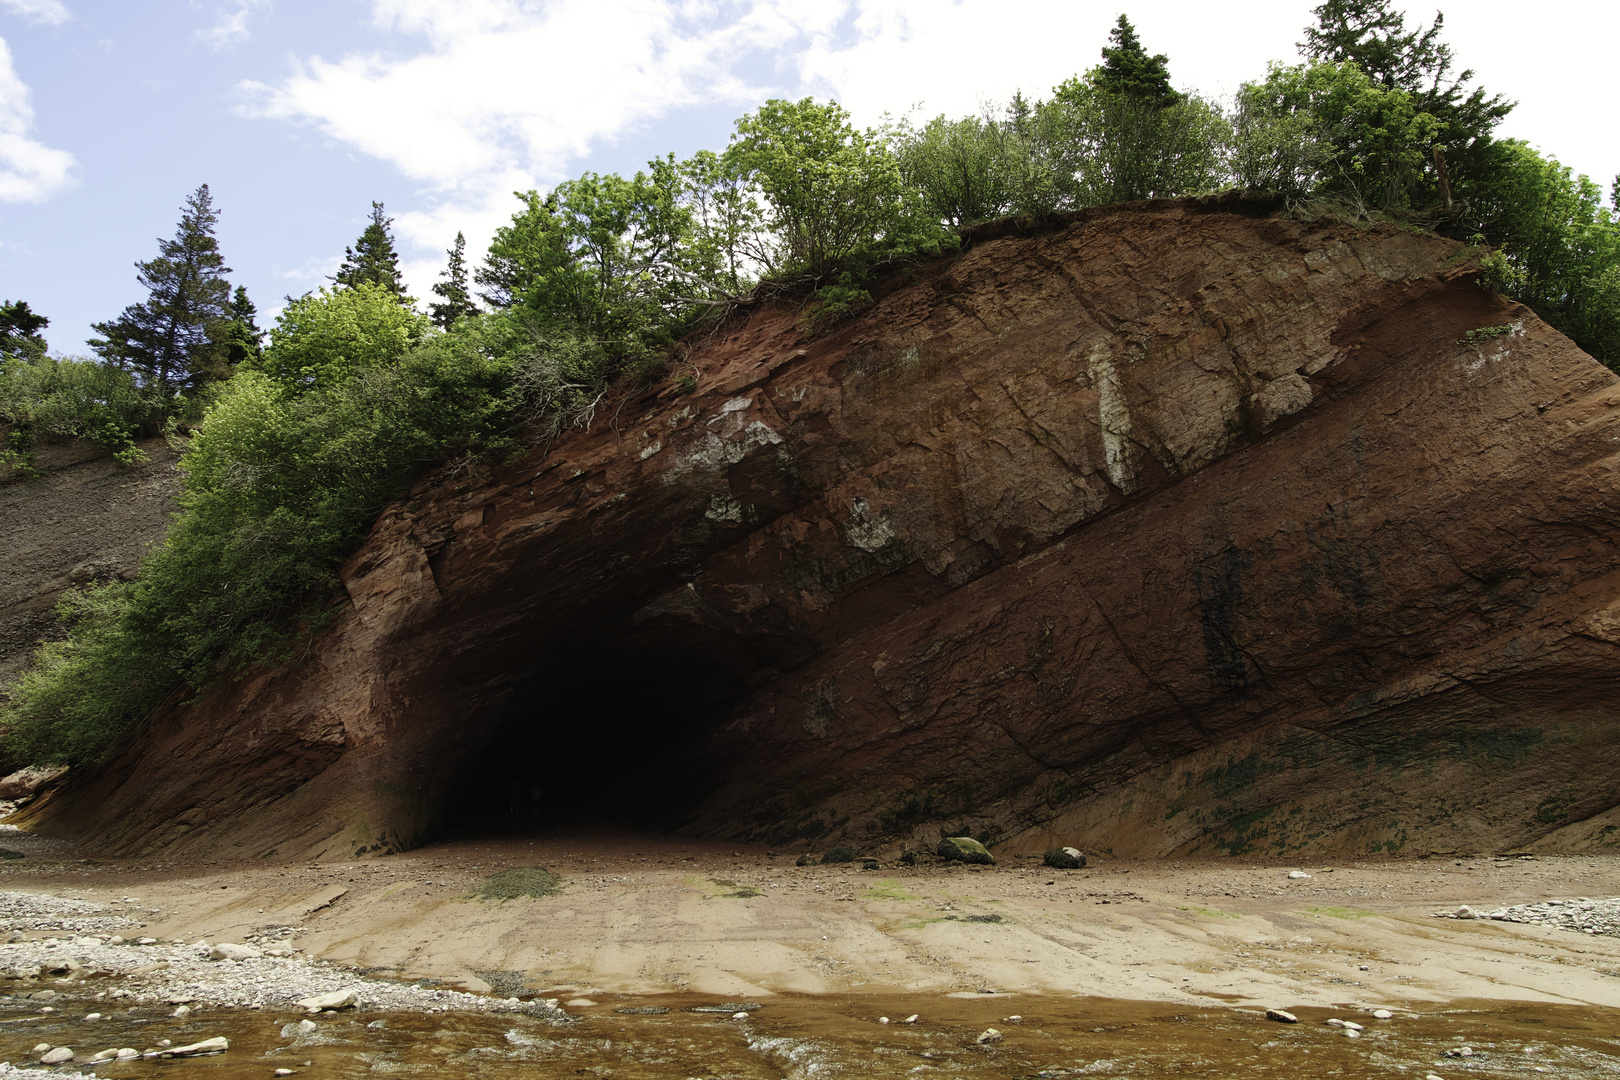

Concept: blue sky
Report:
left=2, top=0, right=1614, bottom=354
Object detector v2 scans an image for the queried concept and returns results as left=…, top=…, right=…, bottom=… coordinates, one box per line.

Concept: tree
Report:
left=333, top=201, right=408, bottom=302
left=221, top=285, right=263, bottom=369
left=259, top=283, right=432, bottom=393
left=0, top=300, right=49, bottom=361
left=89, top=184, right=234, bottom=393
left=1096, top=14, right=1178, bottom=107
left=476, top=191, right=571, bottom=309
left=1300, top=1, right=1512, bottom=208
left=429, top=232, right=479, bottom=330
left=894, top=113, right=1016, bottom=227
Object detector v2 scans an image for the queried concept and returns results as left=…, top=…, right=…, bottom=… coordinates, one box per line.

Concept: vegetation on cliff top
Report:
left=1, top=1, right=1617, bottom=767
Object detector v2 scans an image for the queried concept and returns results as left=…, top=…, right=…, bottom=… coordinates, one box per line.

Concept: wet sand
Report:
left=2, top=822, right=1617, bottom=1014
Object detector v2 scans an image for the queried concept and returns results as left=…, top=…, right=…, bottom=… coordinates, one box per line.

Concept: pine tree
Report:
left=89, top=185, right=234, bottom=393
left=333, top=201, right=408, bottom=302
left=1096, top=14, right=1178, bottom=107
left=0, top=300, right=49, bottom=361
left=428, top=232, right=479, bottom=330
left=221, top=285, right=264, bottom=368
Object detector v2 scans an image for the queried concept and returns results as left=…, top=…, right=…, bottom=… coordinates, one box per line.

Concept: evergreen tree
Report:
left=1300, top=0, right=1511, bottom=206
left=0, top=300, right=49, bottom=361
left=1096, top=14, right=1178, bottom=107
left=89, top=185, right=234, bottom=393
left=221, top=285, right=264, bottom=368
left=333, top=201, right=408, bottom=302
left=428, top=232, right=479, bottom=329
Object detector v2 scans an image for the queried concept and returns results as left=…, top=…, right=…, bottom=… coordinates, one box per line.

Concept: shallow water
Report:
left=4, top=990, right=1618, bottom=1078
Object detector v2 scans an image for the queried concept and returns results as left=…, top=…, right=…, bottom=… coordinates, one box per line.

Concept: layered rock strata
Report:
left=21, top=197, right=1620, bottom=859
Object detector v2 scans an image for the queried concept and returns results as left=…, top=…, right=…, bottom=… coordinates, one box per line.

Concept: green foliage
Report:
left=89, top=184, right=237, bottom=393
left=1096, top=14, right=1178, bottom=107
left=0, top=355, right=169, bottom=470
left=332, top=201, right=409, bottom=302
left=1471, top=141, right=1620, bottom=367
left=1248, top=61, right=1439, bottom=211
left=0, top=300, right=49, bottom=361
left=1048, top=73, right=1227, bottom=205
left=221, top=285, right=264, bottom=369
left=726, top=98, right=953, bottom=283
left=894, top=113, right=1015, bottom=227
left=258, top=283, right=433, bottom=392
left=429, top=232, right=479, bottom=330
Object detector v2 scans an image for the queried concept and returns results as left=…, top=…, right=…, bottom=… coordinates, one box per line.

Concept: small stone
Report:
left=172, top=1005, right=192, bottom=1018
left=1427, top=1075, right=1445, bottom=1080
left=40, top=1047, right=74, bottom=1064
left=29, top=989, right=56, bottom=1001
left=137, top=937, right=158, bottom=945
left=1325, top=1018, right=1344, bottom=1027
left=903, top=1014, right=919, bottom=1024
left=275, top=1071, right=295, bottom=1077
left=1343, top=1028, right=1361, bottom=1038
left=878, top=1016, right=889, bottom=1024
left=1454, top=906, right=1475, bottom=919
left=296, top=990, right=356, bottom=1011
left=108, top=936, right=125, bottom=945
left=90, top=1049, right=119, bottom=1062
left=84, top=1012, right=102, bottom=1021
left=210, top=943, right=262, bottom=961
left=1287, top=871, right=1311, bottom=880
left=30, top=1044, right=50, bottom=1055
left=975, top=1027, right=1003, bottom=1044
left=1003, top=1015, right=1022, bottom=1023
left=1265, top=1009, right=1298, bottom=1023
left=1372, top=1009, right=1393, bottom=1020
left=1342, top=1021, right=1364, bottom=1031
left=564, top=998, right=597, bottom=1007
left=1358, top=964, right=1369, bottom=971
left=297, top=1019, right=317, bottom=1033
left=731, top=1012, right=748, bottom=1020
left=117, top=1048, right=139, bottom=1059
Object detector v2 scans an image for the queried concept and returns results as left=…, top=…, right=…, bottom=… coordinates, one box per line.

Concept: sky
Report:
left=1, top=0, right=1615, bottom=354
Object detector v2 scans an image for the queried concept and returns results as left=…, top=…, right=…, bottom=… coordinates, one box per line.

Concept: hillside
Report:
left=16, top=196, right=1620, bottom=861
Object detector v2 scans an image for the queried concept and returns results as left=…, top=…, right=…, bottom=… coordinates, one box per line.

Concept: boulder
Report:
left=40, top=1047, right=73, bottom=1064
left=0, top=765, right=67, bottom=801
left=1043, top=847, right=1085, bottom=870
left=938, top=837, right=995, bottom=865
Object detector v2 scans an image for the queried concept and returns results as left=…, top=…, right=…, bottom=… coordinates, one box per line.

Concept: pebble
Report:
left=210, top=942, right=262, bottom=961
left=84, top=1012, right=102, bottom=1021
left=903, top=1014, right=919, bottom=1024
left=40, top=1047, right=74, bottom=1064
left=1342, top=1028, right=1360, bottom=1038
left=1287, top=871, right=1311, bottom=880
left=1444, top=1046, right=1473, bottom=1058
left=878, top=1016, right=889, bottom=1024
left=730, top=1012, right=749, bottom=1020
left=1325, top=1018, right=1344, bottom=1027
left=975, top=1027, right=1002, bottom=1044
left=172, top=1004, right=192, bottom=1018
left=1372, top=1009, right=1393, bottom=1019
left=296, top=990, right=357, bottom=1012
left=275, top=1071, right=295, bottom=1077
left=28, top=1045, right=48, bottom=1056
left=1265, top=1009, right=1298, bottom=1023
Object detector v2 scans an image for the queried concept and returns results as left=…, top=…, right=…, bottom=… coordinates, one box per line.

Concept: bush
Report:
left=0, top=355, right=179, bottom=473
left=1, top=300, right=594, bottom=766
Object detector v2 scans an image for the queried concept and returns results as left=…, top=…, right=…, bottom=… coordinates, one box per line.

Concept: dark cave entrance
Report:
left=442, top=619, right=796, bottom=836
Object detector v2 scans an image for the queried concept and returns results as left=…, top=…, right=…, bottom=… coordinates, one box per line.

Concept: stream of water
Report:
left=5, top=989, right=1619, bottom=1078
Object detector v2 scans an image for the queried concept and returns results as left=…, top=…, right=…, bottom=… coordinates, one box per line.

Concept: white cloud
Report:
left=0, top=36, right=75, bottom=203
left=0, top=0, right=72, bottom=26
left=196, top=0, right=271, bottom=51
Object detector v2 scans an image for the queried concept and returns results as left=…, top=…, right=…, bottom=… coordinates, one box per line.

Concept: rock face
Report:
left=0, top=435, right=181, bottom=704
left=18, top=196, right=1620, bottom=860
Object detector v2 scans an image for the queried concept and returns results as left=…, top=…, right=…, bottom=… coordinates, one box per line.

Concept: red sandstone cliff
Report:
left=21, top=196, right=1620, bottom=860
